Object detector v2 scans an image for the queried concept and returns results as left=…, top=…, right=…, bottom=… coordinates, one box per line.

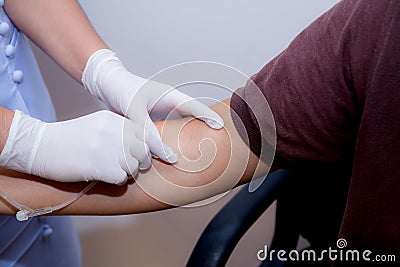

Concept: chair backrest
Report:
left=187, top=166, right=350, bottom=267
left=187, top=170, right=294, bottom=267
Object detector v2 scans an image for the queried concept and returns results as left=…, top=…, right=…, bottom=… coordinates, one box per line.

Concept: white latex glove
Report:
left=82, top=49, right=224, bottom=164
left=0, top=110, right=147, bottom=184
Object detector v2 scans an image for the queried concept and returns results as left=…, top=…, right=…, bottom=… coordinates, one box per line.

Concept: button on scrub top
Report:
left=0, top=8, right=82, bottom=267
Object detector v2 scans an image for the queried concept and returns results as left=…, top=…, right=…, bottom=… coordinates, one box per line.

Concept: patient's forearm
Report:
left=0, top=99, right=269, bottom=215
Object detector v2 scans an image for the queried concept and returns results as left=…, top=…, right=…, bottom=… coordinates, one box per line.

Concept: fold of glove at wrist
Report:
left=0, top=110, right=45, bottom=174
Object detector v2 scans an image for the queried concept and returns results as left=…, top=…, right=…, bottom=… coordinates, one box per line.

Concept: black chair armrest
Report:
left=187, top=169, right=293, bottom=267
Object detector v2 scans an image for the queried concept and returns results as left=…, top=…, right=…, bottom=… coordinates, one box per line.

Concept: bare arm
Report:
left=0, top=107, right=14, bottom=153
left=4, top=0, right=107, bottom=82
left=0, top=99, right=271, bottom=215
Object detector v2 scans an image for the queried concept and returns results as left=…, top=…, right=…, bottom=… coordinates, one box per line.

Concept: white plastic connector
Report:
left=16, top=210, right=30, bottom=221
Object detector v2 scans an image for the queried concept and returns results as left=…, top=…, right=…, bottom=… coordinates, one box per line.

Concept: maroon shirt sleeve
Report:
left=231, top=0, right=400, bottom=253
left=230, top=0, right=385, bottom=168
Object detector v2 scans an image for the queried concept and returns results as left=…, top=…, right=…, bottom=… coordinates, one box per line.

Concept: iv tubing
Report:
left=0, top=181, right=98, bottom=221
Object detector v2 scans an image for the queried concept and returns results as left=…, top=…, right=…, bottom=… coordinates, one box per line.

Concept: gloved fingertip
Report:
left=159, top=145, right=178, bottom=163
left=116, top=176, right=128, bottom=186
left=138, top=161, right=152, bottom=171
left=205, top=117, right=224, bottom=129
left=127, top=166, right=138, bottom=180
left=165, top=152, right=178, bottom=164
left=139, top=149, right=153, bottom=170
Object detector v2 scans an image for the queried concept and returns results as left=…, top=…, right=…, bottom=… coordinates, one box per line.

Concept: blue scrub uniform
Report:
left=0, top=7, right=82, bottom=267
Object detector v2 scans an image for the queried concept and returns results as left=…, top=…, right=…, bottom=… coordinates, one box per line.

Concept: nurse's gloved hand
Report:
left=0, top=110, right=148, bottom=184
left=81, top=49, right=224, bottom=164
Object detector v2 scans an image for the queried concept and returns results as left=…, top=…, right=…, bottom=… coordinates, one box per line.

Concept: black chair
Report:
left=187, top=166, right=350, bottom=267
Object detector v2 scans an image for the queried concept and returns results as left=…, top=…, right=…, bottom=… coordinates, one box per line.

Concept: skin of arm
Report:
left=0, top=99, right=271, bottom=215
left=0, top=107, right=14, bottom=153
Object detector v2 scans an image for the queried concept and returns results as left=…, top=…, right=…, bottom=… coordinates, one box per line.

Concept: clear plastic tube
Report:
left=0, top=181, right=98, bottom=221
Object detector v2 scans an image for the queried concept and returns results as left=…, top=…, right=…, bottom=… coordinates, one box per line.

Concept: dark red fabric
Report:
left=231, top=0, right=400, bottom=256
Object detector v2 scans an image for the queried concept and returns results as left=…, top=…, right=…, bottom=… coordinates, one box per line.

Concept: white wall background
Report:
left=33, top=0, right=340, bottom=266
